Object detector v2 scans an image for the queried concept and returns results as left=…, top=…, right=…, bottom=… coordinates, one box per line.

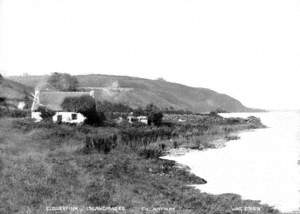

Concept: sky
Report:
left=0, top=0, right=300, bottom=110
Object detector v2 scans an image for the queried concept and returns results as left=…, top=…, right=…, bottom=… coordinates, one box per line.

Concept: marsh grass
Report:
left=0, top=117, right=278, bottom=214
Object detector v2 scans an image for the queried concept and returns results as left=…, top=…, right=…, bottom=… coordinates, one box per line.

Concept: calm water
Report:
left=164, top=112, right=300, bottom=212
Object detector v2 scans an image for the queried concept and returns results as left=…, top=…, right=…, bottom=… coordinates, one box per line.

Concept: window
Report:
left=71, top=113, right=77, bottom=120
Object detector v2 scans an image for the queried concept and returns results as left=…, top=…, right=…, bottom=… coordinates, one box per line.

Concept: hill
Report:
left=9, top=74, right=259, bottom=113
left=0, top=74, right=33, bottom=108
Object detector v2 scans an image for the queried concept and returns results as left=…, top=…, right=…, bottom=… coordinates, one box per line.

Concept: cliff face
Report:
left=9, top=74, right=259, bottom=113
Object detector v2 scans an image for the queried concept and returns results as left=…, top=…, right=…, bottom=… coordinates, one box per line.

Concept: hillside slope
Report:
left=10, top=74, right=257, bottom=113
left=0, top=75, right=32, bottom=103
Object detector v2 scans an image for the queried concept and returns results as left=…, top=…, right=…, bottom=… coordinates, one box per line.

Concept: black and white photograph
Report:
left=0, top=0, right=299, bottom=213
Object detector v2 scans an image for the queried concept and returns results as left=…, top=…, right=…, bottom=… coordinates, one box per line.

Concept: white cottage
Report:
left=127, top=115, right=148, bottom=124
left=137, top=116, right=148, bottom=124
left=31, top=90, right=94, bottom=124
left=53, top=112, right=86, bottom=124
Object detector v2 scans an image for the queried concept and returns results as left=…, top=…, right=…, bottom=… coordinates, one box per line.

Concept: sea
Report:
left=164, top=111, right=300, bottom=212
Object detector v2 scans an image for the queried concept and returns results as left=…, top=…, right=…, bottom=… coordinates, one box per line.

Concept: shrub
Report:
left=97, top=101, right=133, bottom=114
left=119, top=126, right=175, bottom=150
left=138, top=143, right=163, bottom=159
left=0, top=107, right=28, bottom=118
left=8, top=109, right=28, bottom=118
left=0, top=97, right=6, bottom=106
left=37, top=106, right=55, bottom=119
left=144, top=103, right=164, bottom=126
left=85, top=134, right=118, bottom=154
left=148, top=111, right=163, bottom=126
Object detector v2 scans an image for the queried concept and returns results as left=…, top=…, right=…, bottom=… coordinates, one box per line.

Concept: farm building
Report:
left=31, top=90, right=94, bottom=124
left=53, top=112, right=86, bottom=124
left=127, top=115, right=148, bottom=124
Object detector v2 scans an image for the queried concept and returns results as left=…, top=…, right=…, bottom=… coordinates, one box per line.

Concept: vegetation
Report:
left=0, top=112, right=278, bottom=214
left=0, top=97, right=7, bottom=109
left=144, top=103, right=164, bottom=126
left=97, top=101, right=134, bottom=113
left=0, top=107, right=28, bottom=118
left=36, top=106, right=55, bottom=120
left=96, top=101, right=134, bottom=120
left=0, top=76, right=32, bottom=111
left=62, top=95, right=105, bottom=125
left=96, top=101, right=165, bottom=127
left=162, top=106, right=194, bottom=115
left=47, top=72, right=79, bottom=91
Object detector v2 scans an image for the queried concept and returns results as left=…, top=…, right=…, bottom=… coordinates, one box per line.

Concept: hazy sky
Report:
left=1, top=0, right=300, bottom=110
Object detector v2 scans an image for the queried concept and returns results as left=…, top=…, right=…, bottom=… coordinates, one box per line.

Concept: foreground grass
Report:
left=0, top=117, right=279, bottom=214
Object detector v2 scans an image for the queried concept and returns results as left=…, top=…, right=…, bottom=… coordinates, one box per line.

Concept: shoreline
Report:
left=160, top=115, right=281, bottom=213
left=162, top=112, right=300, bottom=214
left=0, top=115, right=280, bottom=214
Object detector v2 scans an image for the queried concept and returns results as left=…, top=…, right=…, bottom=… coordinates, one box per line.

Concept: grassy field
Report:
left=0, top=116, right=278, bottom=214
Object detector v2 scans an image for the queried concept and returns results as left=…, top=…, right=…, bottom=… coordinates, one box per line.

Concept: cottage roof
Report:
left=34, top=91, right=93, bottom=111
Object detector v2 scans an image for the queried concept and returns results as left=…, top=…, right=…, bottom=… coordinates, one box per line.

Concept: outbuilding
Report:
left=52, top=112, right=86, bottom=125
left=127, top=115, right=148, bottom=125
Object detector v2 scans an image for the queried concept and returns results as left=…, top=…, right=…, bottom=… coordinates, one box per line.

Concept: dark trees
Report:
left=61, top=95, right=105, bottom=125
left=47, top=72, right=79, bottom=91
left=37, top=106, right=55, bottom=120
left=145, top=104, right=163, bottom=126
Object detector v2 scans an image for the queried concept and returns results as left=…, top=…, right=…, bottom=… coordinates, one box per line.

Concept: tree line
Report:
left=60, top=95, right=164, bottom=126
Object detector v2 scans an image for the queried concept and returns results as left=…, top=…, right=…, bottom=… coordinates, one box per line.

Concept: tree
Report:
left=0, top=97, right=8, bottom=110
left=133, top=107, right=145, bottom=116
left=97, top=101, right=133, bottom=113
left=61, top=95, right=105, bottom=125
left=37, top=106, right=55, bottom=120
left=145, top=103, right=159, bottom=114
left=148, top=111, right=163, bottom=126
left=0, top=97, right=6, bottom=106
left=145, top=103, right=163, bottom=126
left=47, top=72, right=79, bottom=91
